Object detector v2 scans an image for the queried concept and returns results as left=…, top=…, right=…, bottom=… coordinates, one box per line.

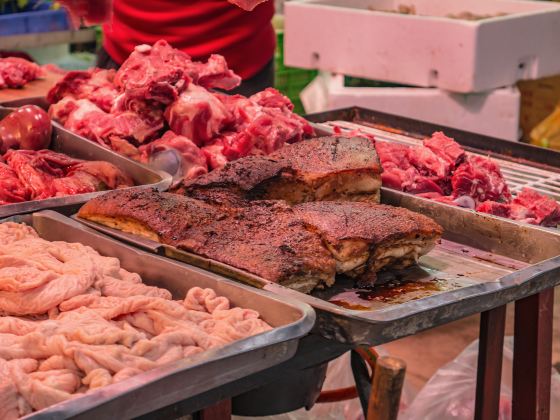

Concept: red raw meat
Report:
left=202, top=142, right=228, bottom=170
left=165, top=84, right=231, bottom=146
left=4, top=149, right=132, bottom=200
left=476, top=201, right=512, bottom=218
left=53, top=98, right=160, bottom=158
left=47, top=69, right=118, bottom=112
left=512, top=188, right=560, bottom=226
left=408, top=145, right=449, bottom=178
left=140, top=131, right=208, bottom=181
left=375, top=142, right=443, bottom=194
left=46, top=40, right=311, bottom=170
left=250, top=87, right=294, bottom=110
left=114, top=40, right=240, bottom=108
left=376, top=142, right=412, bottom=170
left=408, top=175, right=445, bottom=195
left=0, top=57, right=43, bottom=89
left=49, top=96, right=82, bottom=125
left=451, top=155, right=511, bottom=203
left=0, top=162, right=29, bottom=204
left=114, top=41, right=192, bottom=105
left=476, top=188, right=560, bottom=227
left=423, top=131, right=465, bottom=167
left=4, top=149, right=80, bottom=199
left=186, top=54, right=241, bottom=91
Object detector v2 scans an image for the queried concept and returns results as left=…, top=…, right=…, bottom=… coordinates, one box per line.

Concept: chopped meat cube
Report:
left=423, top=131, right=465, bottom=167
left=185, top=54, right=241, bottom=91
left=451, top=155, right=511, bottom=203
left=165, top=85, right=231, bottom=146
left=408, top=145, right=450, bottom=178
left=114, top=40, right=192, bottom=105
left=512, top=188, right=560, bottom=227
left=46, top=69, right=118, bottom=112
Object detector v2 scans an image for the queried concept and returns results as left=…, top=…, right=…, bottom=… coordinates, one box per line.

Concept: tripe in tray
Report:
left=0, top=221, right=271, bottom=418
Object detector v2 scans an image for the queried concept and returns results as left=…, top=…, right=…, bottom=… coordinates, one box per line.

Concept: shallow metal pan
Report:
left=0, top=106, right=171, bottom=218
left=1, top=211, right=314, bottom=419
left=76, top=186, right=560, bottom=346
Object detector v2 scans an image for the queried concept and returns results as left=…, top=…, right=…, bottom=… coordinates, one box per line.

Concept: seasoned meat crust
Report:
left=79, top=190, right=336, bottom=293
left=175, top=136, right=382, bottom=204
left=294, top=201, right=442, bottom=284
left=78, top=189, right=227, bottom=244
left=294, top=201, right=442, bottom=243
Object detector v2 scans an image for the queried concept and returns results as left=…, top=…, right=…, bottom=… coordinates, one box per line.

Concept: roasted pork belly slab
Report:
left=79, top=190, right=336, bottom=293
left=294, top=202, right=443, bottom=285
left=175, top=136, right=382, bottom=204
left=78, top=189, right=226, bottom=243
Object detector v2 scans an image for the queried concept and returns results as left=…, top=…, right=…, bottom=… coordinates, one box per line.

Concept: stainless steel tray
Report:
left=0, top=106, right=171, bottom=218
left=1, top=211, right=314, bottom=419
left=76, top=187, right=560, bottom=346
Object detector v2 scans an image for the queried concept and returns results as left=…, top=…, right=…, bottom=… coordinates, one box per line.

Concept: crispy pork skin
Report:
left=78, top=189, right=225, bottom=243
left=294, top=202, right=443, bottom=285
left=78, top=190, right=336, bottom=292
left=175, top=136, right=382, bottom=204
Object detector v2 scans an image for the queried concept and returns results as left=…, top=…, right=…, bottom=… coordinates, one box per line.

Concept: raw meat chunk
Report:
left=451, top=155, right=511, bottom=203
left=0, top=163, right=28, bottom=205
left=0, top=58, right=43, bottom=89
left=165, top=85, right=231, bottom=145
left=47, top=69, right=118, bottom=112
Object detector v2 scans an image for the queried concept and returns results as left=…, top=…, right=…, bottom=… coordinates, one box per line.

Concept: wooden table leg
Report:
left=513, top=289, right=555, bottom=420
left=474, top=305, right=507, bottom=420
left=196, top=399, right=232, bottom=420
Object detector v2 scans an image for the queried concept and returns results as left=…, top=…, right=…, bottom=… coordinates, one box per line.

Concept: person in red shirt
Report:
left=97, top=0, right=276, bottom=96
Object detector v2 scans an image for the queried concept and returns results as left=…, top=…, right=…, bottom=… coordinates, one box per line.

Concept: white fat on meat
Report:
left=0, top=222, right=271, bottom=417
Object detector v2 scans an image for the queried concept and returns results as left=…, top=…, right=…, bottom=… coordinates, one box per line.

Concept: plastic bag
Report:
left=235, top=348, right=415, bottom=420
left=401, top=337, right=560, bottom=420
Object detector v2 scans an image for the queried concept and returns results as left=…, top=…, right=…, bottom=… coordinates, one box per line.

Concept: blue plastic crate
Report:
left=0, top=9, right=69, bottom=36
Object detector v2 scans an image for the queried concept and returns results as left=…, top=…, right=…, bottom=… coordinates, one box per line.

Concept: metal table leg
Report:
left=474, top=305, right=507, bottom=420
left=196, top=399, right=232, bottom=420
left=512, top=289, right=555, bottom=420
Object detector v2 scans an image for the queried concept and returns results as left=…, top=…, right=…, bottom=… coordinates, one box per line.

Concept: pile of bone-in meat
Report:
left=0, top=222, right=270, bottom=419
left=375, top=132, right=560, bottom=227
left=79, top=136, right=443, bottom=293
left=47, top=40, right=313, bottom=183
left=0, top=57, right=43, bottom=89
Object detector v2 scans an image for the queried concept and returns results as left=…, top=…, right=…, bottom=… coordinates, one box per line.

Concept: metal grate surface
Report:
left=316, top=120, right=560, bottom=201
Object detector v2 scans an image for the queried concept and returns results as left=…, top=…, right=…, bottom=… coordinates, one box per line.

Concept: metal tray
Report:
left=1, top=211, right=314, bottom=419
left=309, top=107, right=560, bottom=219
left=0, top=106, right=171, bottom=218
left=76, top=187, right=560, bottom=346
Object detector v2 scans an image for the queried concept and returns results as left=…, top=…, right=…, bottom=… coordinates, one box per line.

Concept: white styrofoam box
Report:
left=300, top=73, right=521, bottom=141
left=285, top=0, right=560, bottom=93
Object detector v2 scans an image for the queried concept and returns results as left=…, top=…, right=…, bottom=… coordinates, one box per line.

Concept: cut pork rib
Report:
left=294, top=201, right=442, bottom=285
left=176, top=136, right=382, bottom=204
